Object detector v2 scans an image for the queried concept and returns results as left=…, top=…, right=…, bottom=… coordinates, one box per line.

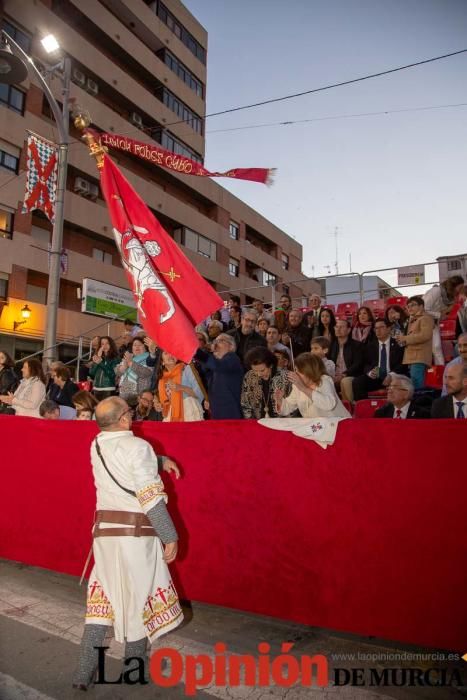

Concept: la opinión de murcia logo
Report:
left=93, top=643, right=464, bottom=695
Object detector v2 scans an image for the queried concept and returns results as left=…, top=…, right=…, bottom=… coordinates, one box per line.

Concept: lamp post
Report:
left=0, top=31, right=70, bottom=369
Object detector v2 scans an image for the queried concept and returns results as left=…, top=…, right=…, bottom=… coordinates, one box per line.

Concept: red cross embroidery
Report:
left=24, top=141, right=57, bottom=220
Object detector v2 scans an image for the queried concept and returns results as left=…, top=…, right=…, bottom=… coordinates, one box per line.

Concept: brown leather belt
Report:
left=93, top=510, right=156, bottom=538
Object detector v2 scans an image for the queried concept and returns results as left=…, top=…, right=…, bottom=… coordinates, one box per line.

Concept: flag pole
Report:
left=73, top=111, right=107, bottom=169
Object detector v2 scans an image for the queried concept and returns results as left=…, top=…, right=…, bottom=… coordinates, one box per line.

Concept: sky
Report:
left=182, top=0, right=467, bottom=283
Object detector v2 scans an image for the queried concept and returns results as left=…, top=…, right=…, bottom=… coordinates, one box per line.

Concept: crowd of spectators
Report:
left=0, top=276, right=466, bottom=422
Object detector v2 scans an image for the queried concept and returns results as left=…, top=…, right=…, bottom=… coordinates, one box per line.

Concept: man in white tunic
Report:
left=73, top=396, right=183, bottom=689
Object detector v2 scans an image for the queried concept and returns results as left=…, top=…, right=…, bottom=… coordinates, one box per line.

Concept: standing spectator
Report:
left=317, top=307, right=337, bottom=343
left=257, top=318, right=270, bottom=337
left=195, top=333, right=244, bottom=419
left=274, top=293, right=292, bottom=333
left=39, top=400, right=60, bottom=420
left=442, top=332, right=467, bottom=395
left=144, top=335, right=163, bottom=392
left=0, top=358, right=46, bottom=417
left=241, top=347, right=291, bottom=419
left=122, top=318, right=143, bottom=339
left=310, top=336, right=335, bottom=378
left=374, top=375, right=429, bottom=418
left=53, top=366, right=79, bottom=407
left=252, top=299, right=272, bottom=322
left=384, top=305, right=408, bottom=338
left=274, top=353, right=350, bottom=419
left=227, top=309, right=267, bottom=367
left=396, top=296, right=434, bottom=390
left=455, top=285, right=467, bottom=336
left=423, top=275, right=464, bottom=365
left=195, top=330, right=209, bottom=350
left=207, top=319, right=224, bottom=341
left=281, top=309, right=312, bottom=358
left=266, top=326, right=291, bottom=358
left=431, top=363, right=467, bottom=418
left=352, top=318, right=406, bottom=401
left=0, top=351, right=19, bottom=404
left=116, top=337, right=152, bottom=402
left=228, top=305, right=242, bottom=331
left=158, top=352, right=204, bottom=421
left=352, top=306, right=375, bottom=344
left=88, top=336, right=120, bottom=401
left=328, top=319, right=363, bottom=402
left=305, top=294, right=322, bottom=330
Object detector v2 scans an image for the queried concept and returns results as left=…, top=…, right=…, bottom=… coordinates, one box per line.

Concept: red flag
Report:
left=100, top=155, right=223, bottom=363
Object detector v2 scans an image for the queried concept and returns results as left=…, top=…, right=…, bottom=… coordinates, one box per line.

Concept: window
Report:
left=0, top=205, right=14, bottom=239
left=1, top=19, right=31, bottom=53
left=447, top=260, right=461, bottom=271
left=0, top=272, right=8, bottom=299
left=0, top=84, right=25, bottom=115
left=162, top=51, right=204, bottom=98
left=92, top=248, right=113, bottom=264
left=229, top=221, right=239, bottom=240
left=229, top=257, right=239, bottom=277
left=174, top=227, right=216, bottom=260
left=0, top=140, right=19, bottom=174
left=26, top=284, right=46, bottom=304
left=155, top=3, right=206, bottom=64
left=161, top=131, right=202, bottom=163
left=262, top=271, right=277, bottom=287
left=160, top=89, right=202, bottom=134
left=282, top=284, right=290, bottom=295
left=281, top=253, right=289, bottom=270
left=31, top=225, right=51, bottom=247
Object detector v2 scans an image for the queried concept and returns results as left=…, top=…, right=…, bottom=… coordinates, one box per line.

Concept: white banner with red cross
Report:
left=22, top=132, right=58, bottom=223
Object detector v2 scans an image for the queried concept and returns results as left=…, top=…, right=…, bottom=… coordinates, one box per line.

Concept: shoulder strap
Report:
left=94, top=438, right=137, bottom=498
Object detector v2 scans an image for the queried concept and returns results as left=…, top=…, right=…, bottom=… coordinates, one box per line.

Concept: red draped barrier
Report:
left=0, top=415, right=465, bottom=650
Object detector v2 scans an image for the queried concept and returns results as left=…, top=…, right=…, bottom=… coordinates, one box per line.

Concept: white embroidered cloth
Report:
left=258, top=416, right=349, bottom=449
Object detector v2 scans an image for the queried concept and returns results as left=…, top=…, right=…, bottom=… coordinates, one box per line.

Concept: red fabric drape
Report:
left=0, top=415, right=465, bottom=651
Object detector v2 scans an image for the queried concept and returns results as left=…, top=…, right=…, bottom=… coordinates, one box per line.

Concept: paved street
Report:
left=0, top=560, right=464, bottom=699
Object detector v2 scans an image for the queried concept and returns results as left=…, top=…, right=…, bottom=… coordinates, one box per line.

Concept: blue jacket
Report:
left=194, top=349, right=244, bottom=419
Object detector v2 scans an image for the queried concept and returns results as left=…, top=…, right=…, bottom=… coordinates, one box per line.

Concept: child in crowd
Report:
left=311, top=336, right=336, bottom=378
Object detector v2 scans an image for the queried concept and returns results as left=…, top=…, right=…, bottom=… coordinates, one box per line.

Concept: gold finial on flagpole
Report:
left=72, top=107, right=107, bottom=169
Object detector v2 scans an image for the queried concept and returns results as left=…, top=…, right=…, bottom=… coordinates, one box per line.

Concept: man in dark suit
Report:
left=431, top=363, right=467, bottom=418
left=374, top=374, right=430, bottom=418
left=353, top=318, right=406, bottom=401
left=329, top=318, right=363, bottom=402
left=227, top=309, right=266, bottom=368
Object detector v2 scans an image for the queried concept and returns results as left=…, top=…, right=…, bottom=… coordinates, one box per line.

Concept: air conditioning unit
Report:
left=73, top=177, right=90, bottom=195
left=85, top=183, right=99, bottom=201
left=86, top=78, right=99, bottom=96
left=130, top=112, right=143, bottom=128
left=72, top=68, right=86, bottom=87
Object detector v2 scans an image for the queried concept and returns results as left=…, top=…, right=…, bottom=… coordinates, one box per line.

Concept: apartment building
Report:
left=0, top=0, right=315, bottom=361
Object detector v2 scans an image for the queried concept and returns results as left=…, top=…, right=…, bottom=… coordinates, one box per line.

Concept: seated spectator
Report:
left=241, top=346, right=291, bottom=419
left=227, top=309, right=267, bottom=367
left=122, top=318, right=143, bottom=340
left=328, top=319, right=363, bottom=402
left=72, top=390, right=98, bottom=418
left=384, top=305, right=408, bottom=338
left=423, top=275, right=464, bottom=365
left=352, top=306, right=375, bottom=344
left=146, top=393, right=164, bottom=421
left=374, top=374, right=430, bottom=418
left=396, top=296, right=434, bottom=390
left=274, top=349, right=290, bottom=370
left=0, top=351, right=19, bottom=401
left=53, top=366, right=79, bottom=407
left=311, top=336, right=335, bottom=378
left=39, top=400, right=60, bottom=420
left=257, top=317, right=270, bottom=337
left=266, top=326, right=291, bottom=359
left=431, top=363, right=467, bottom=418
left=134, top=390, right=157, bottom=421
left=274, top=353, right=351, bottom=419
left=46, top=361, right=66, bottom=401
left=252, top=299, right=272, bottom=322
left=274, top=293, right=292, bottom=333
left=228, top=305, right=242, bottom=331
left=281, top=309, right=312, bottom=358
left=88, top=336, right=120, bottom=401
left=0, top=359, right=46, bottom=418
left=316, top=307, right=337, bottom=343
left=442, top=332, right=467, bottom=395
left=158, top=351, right=204, bottom=421
left=456, top=285, right=467, bottom=336
left=195, top=333, right=244, bottom=419
left=352, top=318, right=406, bottom=401
left=116, top=337, right=153, bottom=402
left=207, top=319, right=224, bottom=341
left=196, top=330, right=210, bottom=350
left=305, top=294, right=322, bottom=330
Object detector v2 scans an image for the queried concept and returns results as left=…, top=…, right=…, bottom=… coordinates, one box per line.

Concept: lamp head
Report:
left=21, top=304, right=31, bottom=319
left=41, top=34, right=60, bottom=54
left=0, top=40, right=28, bottom=84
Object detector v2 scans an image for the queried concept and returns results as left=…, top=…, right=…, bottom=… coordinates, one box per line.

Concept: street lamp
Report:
left=13, top=304, right=32, bottom=331
left=0, top=30, right=70, bottom=369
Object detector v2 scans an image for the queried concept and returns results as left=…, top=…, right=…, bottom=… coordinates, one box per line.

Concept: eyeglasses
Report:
left=118, top=408, right=133, bottom=420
